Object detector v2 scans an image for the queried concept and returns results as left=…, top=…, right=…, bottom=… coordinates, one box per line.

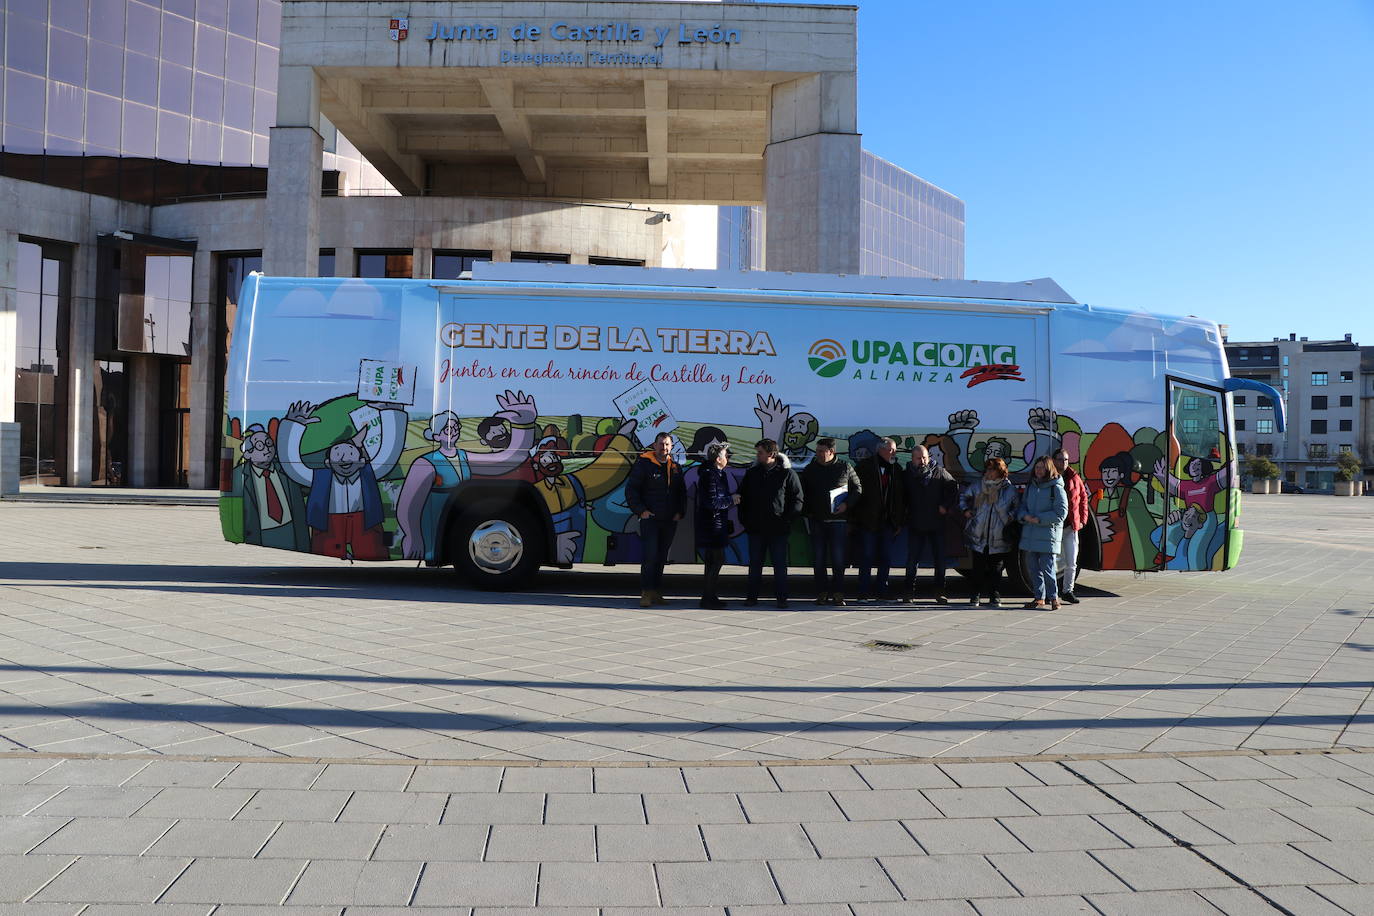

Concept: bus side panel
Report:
left=1049, top=307, right=1235, bottom=572
left=220, top=277, right=441, bottom=559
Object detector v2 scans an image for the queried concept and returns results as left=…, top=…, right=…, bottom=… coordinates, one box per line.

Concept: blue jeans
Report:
left=810, top=521, right=848, bottom=594
left=904, top=529, right=947, bottom=594
left=747, top=532, right=789, bottom=601
left=639, top=518, right=677, bottom=592
left=1027, top=550, right=1058, bottom=601
left=857, top=528, right=896, bottom=597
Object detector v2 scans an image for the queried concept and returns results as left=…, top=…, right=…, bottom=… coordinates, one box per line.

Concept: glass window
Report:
left=1311, top=395, right=1328, bottom=410
left=7, top=13, right=48, bottom=75
left=1311, top=371, right=1328, bottom=386
left=123, top=51, right=159, bottom=106
left=1257, top=396, right=1273, bottom=410
left=90, top=0, right=127, bottom=35
left=252, top=88, right=273, bottom=133
left=5, top=70, right=47, bottom=132
left=1340, top=419, right=1352, bottom=432
left=224, top=34, right=255, bottom=84
left=125, top=1, right=161, bottom=56
left=254, top=43, right=278, bottom=88
left=15, top=240, right=71, bottom=485
left=1308, top=444, right=1328, bottom=459
left=50, top=28, right=88, bottom=85
left=1256, top=442, right=1274, bottom=456
left=221, top=127, right=252, bottom=165
left=192, top=74, right=223, bottom=121
left=46, top=80, right=86, bottom=141
left=164, top=0, right=196, bottom=18
left=318, top=249, right=335, bottom=277
left=1340, top=444, right=1354, bottom=454
left=1340, top=395, right=1353, bottom=407
left=161, top=11, right=195, bottom=66
left=258, top=0, right=281, bottom=40
left=588, top=257, right=645, bottom=267
left=1340, top=370, right=1354, bottom=382
left=131, top=254, right=193, bottom=355
left=1232, top=395, right=1246, bottom=406
left=157, top=110, right=190, bottom=161
left=160, top=60, right=193, bottom=115
left=1235, top=419, right=1246, bottom=431
left=1281, top=355, right=1289, bottom=365
left=227, top=0, right=257, bottom=38
left=1181, top=418, right=1200, bottom=434
left=356, top=250, right=412, bottom=279
left=190, top=117, right=220, bottom=163
left=86, top=92, right=122, bottom=148
left=91, top=359, right=128, bottom=486
left=1256, top=419, right=1274, bottom=434
left=198, top=0, right=228, bottom=27
left=432, top=250, right=492, bottom=279
left=1311, top=419, right=1327, bottom=434
left=88, top=40, right=123, bottom=95
left=121, top=101, right=157, bottom=156
left=511, top=252, right=570, bottom=264
left=195, top=24, right=226, bottom=77
left=221, top=80, right=253, bottom=131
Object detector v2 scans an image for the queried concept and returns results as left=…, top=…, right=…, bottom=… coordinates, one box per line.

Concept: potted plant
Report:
left=1334, top=452, right=1361, bottom=496
left=1245, top=455, right=1280, bottom=494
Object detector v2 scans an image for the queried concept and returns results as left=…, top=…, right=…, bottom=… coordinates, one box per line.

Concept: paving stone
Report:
left=1097, top=782, right=1217, bottom=813
left=1195, top=842, right=1352, bottom=886
left=158, top=858, right=308, bottom=905
left=681, top=766, right=778, bottom=794
left=767, top=766, right=867, bottom=792
left=337, top=790, right=447, bottom=824
left=370, top=824, right=488, bottom=861
left=1010, top=785, right=1122, bottom=816
left=310, top=763, right=414, bottom=791
left=593, top=768, right=687, bottom=795
left=409, top=861, right=537, bottom=907
left=967, top=897, right=1097, bottom=915
left=850, top=904, right=977, bottom=916
left=1302, top=884, right=1374, bottom=915
left=802, top=819, right=922, bottom=857
left=1184, top=807, right=1326, bottom=844
left=25, top=758, right=150, bottom=786
left=285, top=860, right=421, bottom=905
left=31, top=785, right=159, bottom=818
left=879, top=853, right=1016, bottom=899
left=145, top=818, right=280, bottom=858
left=484, top=824, right=595, bottom=861
left=31, top=816, right=174, bottom=855
left=122, top=761, right=237, bottom=788
left=1085, top=890, right=1221, bottom=915
left=738, top=791, right=846, bottom=823
left=257, top=820, right=385, bottom=859
left=440, top=792, right=544, bottom=825
left=1177, top=755, right=1289, bottom=781
left=136, top=787, right=255, bottom=819
left=1198, top=886, right=1339, bottom=916
left=656, top=861, right=782, bottom=906
left=644, top=793, right=747, bottom=824
left=499, top=768, right=592, bottom=794
left=0, top=854, right=77, bottom=903
left=0, top=815, right=68, bottom=854
left=234, top=789, right=351, bottom=821
left=1100, top=757, right=1209, bottom=784
left=32, top=855, right=189, bottom=904
left=902, top=817, right=1023, bottom=854
left=700, top=823, right=816, bottom=860
left=852, top=764, right=956, bottom=790
left=216, top=763, right=325, bottom=790
left=922, top=787, right=1036, bottom=818
left=538, top=862, right=658, bottom=907
left=544, top=792, right=644, bottom=824
left=1277, top=805, right=1374, bottom=842
left=998, top=813, right=1126, bottom=852
left=1264, top=776, right=1374, bottom=807
left=938, top=762, right=1044, bottom=788
left=403, top=765, right=503, bottom=794
left=832, top=788, right=942, bottom=821
left=986, top=850, right=1130, bottom=895
left=1089, top=846, right=1232, bottom=891
left=0, top=785, right=64, bottom=816
left=0, top=758, right=60, bottom=783
left=1178, top=779, right=1306, bottom=810
left=598, top=823, right=707, bottom=862
left=1290, top=839, right=1374, bottom=882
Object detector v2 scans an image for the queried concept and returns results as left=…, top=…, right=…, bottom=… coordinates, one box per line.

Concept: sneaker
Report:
left=1022, top=600, right=1046, bottom=610
left=1061, top=592, right=1080, bottom=604
left=1050, top=599, right=1061, bottom=610
left=990, top=596, right=1002, bottom=608
left=968, top=595, right=980, bottom=606
left=935, top=594, right=949, bottom=605
left=816, top=594, right=831, bottom=606
left=639, top=591, right=653, bottom=608
left=833, top=596, right=847, bottom=607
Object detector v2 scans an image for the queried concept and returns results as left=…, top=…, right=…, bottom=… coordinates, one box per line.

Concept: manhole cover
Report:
left=862, top=640, right=918, bottom=652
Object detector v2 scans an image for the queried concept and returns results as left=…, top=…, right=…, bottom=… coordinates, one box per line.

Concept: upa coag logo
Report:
left=388, top=17, right=409, bottom=40
left=807, top=339, right=848, bottom=378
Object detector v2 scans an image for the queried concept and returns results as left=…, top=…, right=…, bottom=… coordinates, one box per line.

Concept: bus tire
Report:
left=448, top=504, right=543, bottom=590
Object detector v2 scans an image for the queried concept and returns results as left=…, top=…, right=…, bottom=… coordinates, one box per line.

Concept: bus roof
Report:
left=467, top=262, right=1079, bottom=305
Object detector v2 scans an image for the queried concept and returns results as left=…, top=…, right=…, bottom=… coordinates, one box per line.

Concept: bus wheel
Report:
left=449, top=505, right=542, bottom=590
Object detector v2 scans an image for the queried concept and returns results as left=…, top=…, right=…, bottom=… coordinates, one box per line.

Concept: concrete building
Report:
left=1225, top=333, right=1365, bottom=491
left=2, top=0, right=965, bottom=492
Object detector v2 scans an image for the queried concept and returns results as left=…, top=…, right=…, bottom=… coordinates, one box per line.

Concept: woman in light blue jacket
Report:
left=1017, top=456, right=1069, bottom=609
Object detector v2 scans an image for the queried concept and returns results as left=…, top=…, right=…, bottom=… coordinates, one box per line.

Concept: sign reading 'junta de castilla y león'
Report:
left=422, top=20, right=743, bottom=47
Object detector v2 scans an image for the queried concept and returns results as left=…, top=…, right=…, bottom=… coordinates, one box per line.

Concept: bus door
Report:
left=1162, top=377, right=1234, bottom=571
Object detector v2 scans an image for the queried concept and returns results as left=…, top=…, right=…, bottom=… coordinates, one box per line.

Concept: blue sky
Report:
left=855, top=0, right=1374, bottom=345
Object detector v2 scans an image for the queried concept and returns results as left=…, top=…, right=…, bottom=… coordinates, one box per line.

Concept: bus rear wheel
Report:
left=448, top=504, right=542, bottom=590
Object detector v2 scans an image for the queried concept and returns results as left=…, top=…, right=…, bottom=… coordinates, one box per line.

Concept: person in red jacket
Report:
left=1052, top=447, right=1091, bottom=603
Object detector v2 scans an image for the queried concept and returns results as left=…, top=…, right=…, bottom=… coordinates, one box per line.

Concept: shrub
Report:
left=1245, top=455, right=1280, bottom=480
left=1335, top=450, right=1361, bottom=482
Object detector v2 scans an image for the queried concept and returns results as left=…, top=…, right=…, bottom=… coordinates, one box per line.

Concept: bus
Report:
left=220, top=264, right=1284, bottom=589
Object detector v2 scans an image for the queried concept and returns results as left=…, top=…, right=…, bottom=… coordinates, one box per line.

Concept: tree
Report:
left=1335, top=450, right=1361, bottom=482
left=1245, top=454, right=1280, bottom=480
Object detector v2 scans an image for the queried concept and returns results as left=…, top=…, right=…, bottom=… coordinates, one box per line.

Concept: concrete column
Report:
left=126, top=354, right=160, bottom=487
left=0, top=423, right=17, bottom=494
left=764, top=73, right=861, bottom=275
left=64, top=240, right=98, bottom=486
left=187, top=248, right=216, bottom=489
left=264, top=67, right=323, bottom=277
left=413, top=247, right=432, bottom=279
left=333, top=247, right=353, bottom=277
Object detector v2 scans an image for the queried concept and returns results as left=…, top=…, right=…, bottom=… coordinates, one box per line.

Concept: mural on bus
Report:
left=222, top=278, right=1239, bottom=573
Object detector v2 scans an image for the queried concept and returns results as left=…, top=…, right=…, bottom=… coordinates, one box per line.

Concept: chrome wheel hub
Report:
left=468, top=520, right=523, bottom=573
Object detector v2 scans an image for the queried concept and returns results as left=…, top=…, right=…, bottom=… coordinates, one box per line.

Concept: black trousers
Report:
left=970, top=549, right=1008, bottom=599
left=702, top=547, right=725, bottom=600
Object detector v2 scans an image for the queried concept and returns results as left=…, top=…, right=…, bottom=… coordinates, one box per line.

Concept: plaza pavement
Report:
left=0, top=493, right=1371, bottom=913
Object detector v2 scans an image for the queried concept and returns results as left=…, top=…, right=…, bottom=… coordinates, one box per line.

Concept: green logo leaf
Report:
left=809, top=356, right=847, bottom=378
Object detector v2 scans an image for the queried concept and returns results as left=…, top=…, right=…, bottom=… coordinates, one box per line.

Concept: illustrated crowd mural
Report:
left=224, top=387, right=1239, bottom=573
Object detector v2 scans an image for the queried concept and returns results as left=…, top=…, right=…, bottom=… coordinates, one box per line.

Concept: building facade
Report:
left=1225, top=333, right=1367, bottom=491
left=2, top=0, right=963, bottom=492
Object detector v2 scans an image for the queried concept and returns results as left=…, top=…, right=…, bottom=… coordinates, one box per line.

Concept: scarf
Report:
left=975, top=477, right=1003, bottom=508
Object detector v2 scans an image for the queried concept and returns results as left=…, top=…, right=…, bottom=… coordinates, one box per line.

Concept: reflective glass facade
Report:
left=717, top=152, right=965, bottom=278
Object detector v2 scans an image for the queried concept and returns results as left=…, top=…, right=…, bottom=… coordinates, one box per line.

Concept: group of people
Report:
left=625, top=431, right=1093, bottom=611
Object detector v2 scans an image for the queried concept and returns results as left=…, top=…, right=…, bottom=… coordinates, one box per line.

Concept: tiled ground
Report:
left=0, top=494, right=1372, bottom=912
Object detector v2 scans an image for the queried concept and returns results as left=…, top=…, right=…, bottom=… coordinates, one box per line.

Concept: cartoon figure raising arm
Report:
left=278, top=399, right=408, bottom=560
left=395, top=390, right=539, bottom=561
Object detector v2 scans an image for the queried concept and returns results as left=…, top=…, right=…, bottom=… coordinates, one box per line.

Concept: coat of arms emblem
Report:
left=388, top=17, right=408, bottom=41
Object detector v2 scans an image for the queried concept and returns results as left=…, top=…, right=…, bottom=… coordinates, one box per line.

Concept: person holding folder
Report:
left=800, top=437, right=862, bottom=605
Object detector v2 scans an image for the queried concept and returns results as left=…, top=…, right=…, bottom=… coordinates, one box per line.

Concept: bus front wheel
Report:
left=448, top=504, right=542, bottom=590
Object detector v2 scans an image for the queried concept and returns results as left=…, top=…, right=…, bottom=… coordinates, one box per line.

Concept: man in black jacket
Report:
left=853, top=437, right=905, bottom=601
left=738, top=438, right=804, bottom=608
left=625, top=431, right=687, bottom=607
left=800, top=437, right=862, bottom=606
left=902, top=444, right=958, bottom=603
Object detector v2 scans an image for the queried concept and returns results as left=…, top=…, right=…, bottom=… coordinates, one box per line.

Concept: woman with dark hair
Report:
left=695, top=442, right=735, bottom=608
left=960, top=457, right=1018, bottom=607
